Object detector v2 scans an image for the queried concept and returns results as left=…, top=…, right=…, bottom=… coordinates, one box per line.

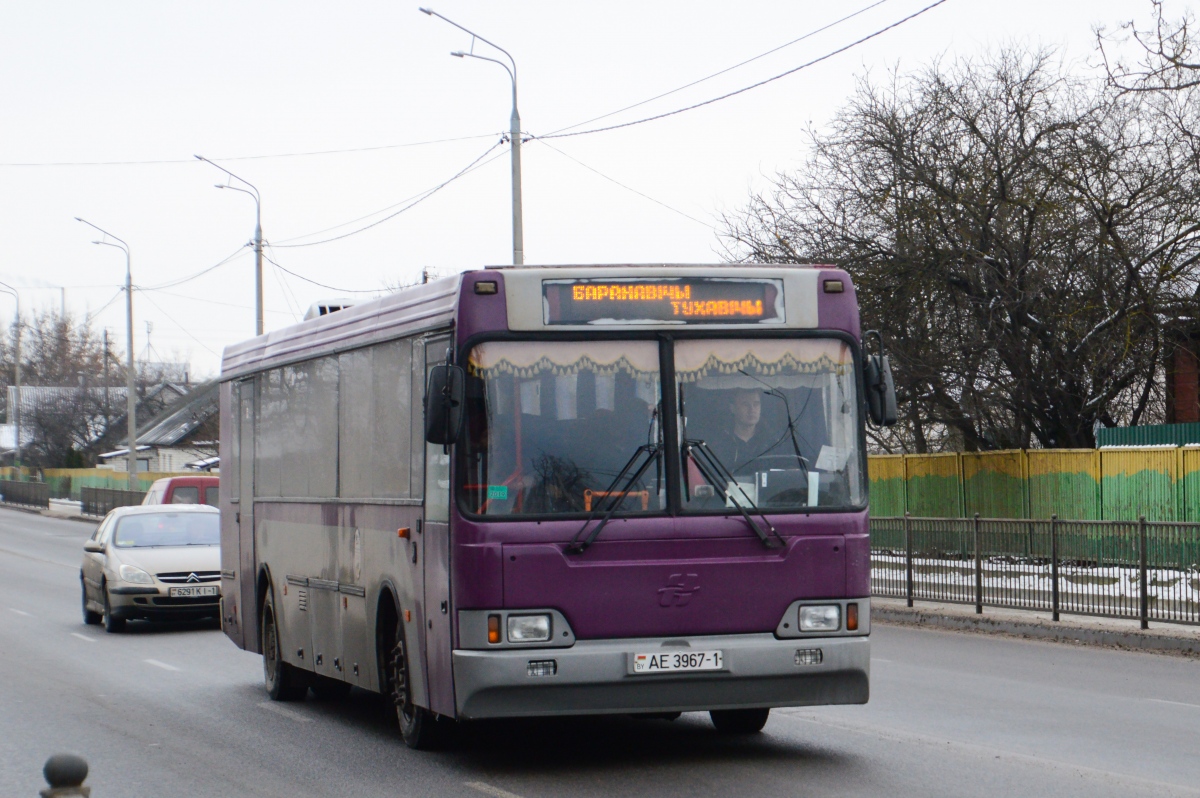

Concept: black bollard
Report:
left=40, top=754, right=90, bottom=798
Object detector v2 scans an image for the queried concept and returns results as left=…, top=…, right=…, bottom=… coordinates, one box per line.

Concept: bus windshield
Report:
left=461, top=337, right=864, bottom=517
left=677, top=338, right=864, bottom=511
left=463, top=341, right=665, bottom=516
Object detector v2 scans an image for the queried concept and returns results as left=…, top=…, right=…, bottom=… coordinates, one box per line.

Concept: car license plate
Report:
left=631, top=650, right=723, bottom=674
left=169, top=586, right=218, bottom=598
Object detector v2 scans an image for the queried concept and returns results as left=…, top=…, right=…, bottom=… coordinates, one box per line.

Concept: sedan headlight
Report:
left=799, top=605, right=840, bottom=632
left=507, top=614, right=552, bottom=643
left=119, top=564, right=153, bottom=585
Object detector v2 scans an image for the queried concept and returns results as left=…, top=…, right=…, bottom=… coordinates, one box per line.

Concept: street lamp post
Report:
left=195, top=155, right=265, bottom=336
left=0, top=282, right=20, bottom=476
left=421, top=7, right=524, bottom=265
left=75, top=218, right=138, bottom=491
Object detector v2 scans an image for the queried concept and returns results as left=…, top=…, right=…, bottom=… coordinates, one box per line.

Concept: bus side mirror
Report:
left=424, top=364, right=466, bottom=445
left=865, top=354, right=898, bottom=427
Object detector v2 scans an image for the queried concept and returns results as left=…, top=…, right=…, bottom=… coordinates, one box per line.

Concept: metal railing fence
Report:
left=871, top=515, right=1200, bottom=627
left=0, top=479, right=50, bottom=508
left=81, top=486, right=145, bottom=518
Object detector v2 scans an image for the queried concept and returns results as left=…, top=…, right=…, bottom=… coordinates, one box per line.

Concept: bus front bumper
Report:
left=452, top=633, right=868, bottom=719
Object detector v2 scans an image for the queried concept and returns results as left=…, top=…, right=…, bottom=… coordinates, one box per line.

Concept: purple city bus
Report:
left=218, top=265, right=896, bottom=748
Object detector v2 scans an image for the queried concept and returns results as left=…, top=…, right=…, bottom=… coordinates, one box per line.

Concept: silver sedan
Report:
left=80, top=504, right=221, bottom=632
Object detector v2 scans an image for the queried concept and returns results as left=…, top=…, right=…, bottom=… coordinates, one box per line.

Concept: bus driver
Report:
left=712, top=388, right=775, bottom=473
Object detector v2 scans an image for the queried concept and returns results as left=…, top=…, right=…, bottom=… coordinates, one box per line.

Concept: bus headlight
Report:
left=507, top=614, right=552, bottom=643
left=799, top=605, right=840, bottom=632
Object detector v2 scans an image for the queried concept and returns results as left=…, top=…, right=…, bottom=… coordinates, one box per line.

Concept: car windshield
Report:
left=676, top=338, right=864, bottom=511
left=462, top=340, right=665, bottom=516
left=113, top=513, right=220, bottom=548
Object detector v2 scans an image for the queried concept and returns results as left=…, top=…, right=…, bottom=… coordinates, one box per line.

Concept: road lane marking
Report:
left=1148, top=698, right=1200, bottom=710
left=143, top=659, right=180, bottom=672
left=257, top=702, right=313, bottom=723
left=465, top=782, right=526, bottom=798
left=70, top=633, right=97, bottom=643
left=8, top=608, right=31, bottom=617
left=778, top=711, right=1200, bottom=795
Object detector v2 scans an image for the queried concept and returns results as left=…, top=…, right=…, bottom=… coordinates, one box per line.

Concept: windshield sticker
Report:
left=487, top=485, right=509, bottom=500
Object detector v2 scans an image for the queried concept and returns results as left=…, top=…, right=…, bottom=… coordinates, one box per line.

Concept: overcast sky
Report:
left=0, top=0, right=1184, bottom=378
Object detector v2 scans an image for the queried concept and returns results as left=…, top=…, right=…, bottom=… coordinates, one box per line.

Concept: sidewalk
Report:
left=872, top=596, right=1200, bottom=657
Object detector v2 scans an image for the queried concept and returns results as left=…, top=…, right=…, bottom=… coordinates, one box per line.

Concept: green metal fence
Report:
left=869, top=448, right=1200, bottom=521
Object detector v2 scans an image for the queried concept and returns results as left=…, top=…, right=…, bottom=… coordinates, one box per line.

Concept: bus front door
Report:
left=422, top=338, right=456, bottom=718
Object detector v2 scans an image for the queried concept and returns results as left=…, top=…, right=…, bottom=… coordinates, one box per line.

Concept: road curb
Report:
left=873, top=600, right=1200, bottom=657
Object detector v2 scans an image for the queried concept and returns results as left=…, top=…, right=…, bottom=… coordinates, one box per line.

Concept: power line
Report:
left=262, top=248, right=388, bottom=295
left=539, top=0, right=951, bottom=141
left=144, top=288, right=295, bottom=316
left=133, top=289, right=220, bottom=357
left=272, top=138, right=507, bottom=248
left=544, top=0, right=896, bottom=137
left=139, top=246, right=250, bottom=291
left=0, top=133, right=502, bottom=168
left=532, top=138, right=715, bottom=230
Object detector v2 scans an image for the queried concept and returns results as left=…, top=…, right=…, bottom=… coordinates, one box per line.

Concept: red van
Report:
left=141, top=476, right=219, bottom=507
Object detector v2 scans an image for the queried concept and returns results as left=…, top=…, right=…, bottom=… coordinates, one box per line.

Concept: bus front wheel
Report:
left=387, top=619, right=442, bottom=749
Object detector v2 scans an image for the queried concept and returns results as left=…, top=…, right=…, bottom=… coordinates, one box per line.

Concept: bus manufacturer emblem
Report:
left=658, top=573, right=700, bottom=607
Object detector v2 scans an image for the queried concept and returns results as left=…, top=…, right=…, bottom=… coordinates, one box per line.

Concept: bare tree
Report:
left=1, top=310, right=115, bottom=467
left=722, top=49, right=1200, bottom=451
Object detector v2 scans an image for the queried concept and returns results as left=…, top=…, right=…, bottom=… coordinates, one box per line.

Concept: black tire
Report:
left=386, top=616, right=443, bottom=749
left=261, top=590, right=307, bottom=701
left=101, top=584, right=125, bottom=633
left=310, top=674, right=353, bottom=701
left=710, top=707, right=770, bottom=734
left=81, top=580, right=101, bottom=626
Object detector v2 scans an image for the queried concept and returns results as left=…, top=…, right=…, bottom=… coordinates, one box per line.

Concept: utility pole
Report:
left=422, top=7, right=525, bottom=265
left=76, top=218, right=138, bottom=490
left=0, top=282, right=21, bottom=477
left=103, top=328, right=111, bottom=431
left=195, top=155, right=265, bottom=335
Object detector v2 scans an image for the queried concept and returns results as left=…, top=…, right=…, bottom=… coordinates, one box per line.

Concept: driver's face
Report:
left=731, top=391, right=761, bottom=427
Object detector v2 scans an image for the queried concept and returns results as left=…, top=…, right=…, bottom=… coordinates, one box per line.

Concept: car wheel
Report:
left=387, top=616, right=444, bottom=749
left=102, top=584, right=125, bottom=633
left=261, top=590, right=307, bottom=701
left=709, top=708, right=770, bottom=734
left=81, top=580, right=101, bottom=626
left=310, top=674, right=353, bottom=701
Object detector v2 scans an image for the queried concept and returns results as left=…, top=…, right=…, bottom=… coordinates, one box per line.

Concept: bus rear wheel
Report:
left=710, top=707, right=770, bottom=734
left=387, top=619, right=442, bottom=749
left=262, top=590, right=307, bottom=701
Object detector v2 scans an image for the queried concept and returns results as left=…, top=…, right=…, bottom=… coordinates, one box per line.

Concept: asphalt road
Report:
left=2, top=506, right=1199, bottom=798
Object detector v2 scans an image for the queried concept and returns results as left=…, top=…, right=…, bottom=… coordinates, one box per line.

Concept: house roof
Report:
left=132, top=379, right=220, bottom=447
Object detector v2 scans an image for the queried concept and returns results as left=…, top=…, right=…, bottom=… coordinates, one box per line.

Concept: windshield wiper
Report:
left=683, top=438, right=784, bottom=549
left=566, top=443, right=661, bottom=554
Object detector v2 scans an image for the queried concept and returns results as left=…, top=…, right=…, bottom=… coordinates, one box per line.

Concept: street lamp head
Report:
left=450, top=51, right=466, bottom=57
left=74, top=217, right=83, bottom=222
left=91, top=240, right=102, bottom=245
left=419, top=7, right=433, bottom=14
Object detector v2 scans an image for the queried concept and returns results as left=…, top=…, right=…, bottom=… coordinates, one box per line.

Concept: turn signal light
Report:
left=847, top=603, right=859, bottom=631
left=487, top=614, right=501, bottom=644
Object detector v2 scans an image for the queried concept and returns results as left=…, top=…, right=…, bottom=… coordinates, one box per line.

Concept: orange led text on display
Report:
left=570, top=283, right=765, bottom=317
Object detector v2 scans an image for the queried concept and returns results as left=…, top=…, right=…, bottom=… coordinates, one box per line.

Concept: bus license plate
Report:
left=169, top=586, right=218, bottom=598
left=632, top=650, right=723, bottom=674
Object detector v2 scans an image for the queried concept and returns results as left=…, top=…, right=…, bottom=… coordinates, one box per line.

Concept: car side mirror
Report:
left=83, top=540, right=104, bottom=553
left=424, top=363, right=466, bottom=445
left=865, top=354, right=898, bottom=427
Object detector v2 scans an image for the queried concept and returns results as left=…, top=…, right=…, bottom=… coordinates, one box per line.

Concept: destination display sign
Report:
left=542, top=277, right=785, bottom=325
